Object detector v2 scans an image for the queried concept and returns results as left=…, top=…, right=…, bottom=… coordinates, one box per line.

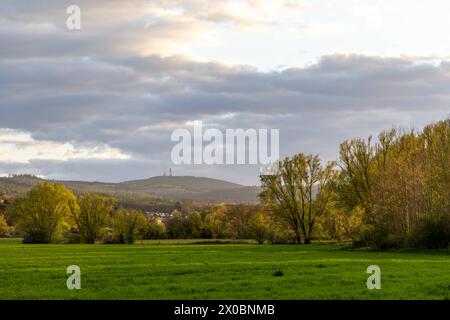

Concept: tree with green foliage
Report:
left=249, top=212, right=273, bottom=244
left=337, top=137, right=375, bottom=222
left=226, top=204, right=259, bottom=239
left=335, top=118, right=450, bottom=248
left=7, top=183, right=75, bottom=243
left=260, top=154, right=337, bottom=244
left=0, top=214, right=14, bottom=237
left=112, top=209, right=147, bottom=244
left=183, top=211, right=203, bottom=238
left=165, top=209, right=186, bottom=238
left=204, top=204, right=229, bottom=239
left=144, top=216, right=166, bottom=239
left=69, top=194, right=116, bottom=244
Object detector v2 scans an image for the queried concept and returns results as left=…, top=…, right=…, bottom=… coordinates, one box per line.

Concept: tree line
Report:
left=0, top=183, right=285, bottom=244
left=261, top=118, right=449, bottom=248
left=0, top=118, right=449, bottom=248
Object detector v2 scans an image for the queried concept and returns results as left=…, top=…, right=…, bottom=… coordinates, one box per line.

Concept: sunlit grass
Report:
left=0, top=238, right=448, bottom=299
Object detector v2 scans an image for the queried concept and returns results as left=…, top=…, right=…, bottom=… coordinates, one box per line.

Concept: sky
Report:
left=0, top=0, right=449, bottom=185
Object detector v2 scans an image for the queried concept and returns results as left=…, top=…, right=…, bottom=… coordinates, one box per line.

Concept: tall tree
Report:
left=335, top=118, right=450, bottom=248
left=338, top=138, right=375, bottom=223
left=260, top=154, right=336, bottom=244
left=8, top=183, right=75, bottom=243
left=69, top=194, right=116, bottom=244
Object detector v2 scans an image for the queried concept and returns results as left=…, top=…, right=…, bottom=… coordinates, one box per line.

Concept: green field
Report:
left=0, top=238, right=448, bottom=300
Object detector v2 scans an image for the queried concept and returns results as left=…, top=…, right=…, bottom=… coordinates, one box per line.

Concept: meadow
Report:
left=0, top=238, right=448, bottom=300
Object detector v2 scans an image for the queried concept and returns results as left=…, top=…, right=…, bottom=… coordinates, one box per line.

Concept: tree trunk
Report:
left=304, top=238, right=311, bottom=245
left=295, top=232, right=302, bottom=244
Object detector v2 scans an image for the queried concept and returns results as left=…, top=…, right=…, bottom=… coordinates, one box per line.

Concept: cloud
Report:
left=0, top=0, right=305, bottom=60
left=1, top=1, right=449, bottom=184
left=0, top=129, right=130, bottom=164
left=1, top=52, right=449, bottom=184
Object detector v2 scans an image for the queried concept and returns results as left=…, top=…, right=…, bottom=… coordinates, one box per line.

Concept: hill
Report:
left=0, top=175, right=260, bottom=203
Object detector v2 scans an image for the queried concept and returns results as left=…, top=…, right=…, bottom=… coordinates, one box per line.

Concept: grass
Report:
left=0, top=238, right=448, bottom=300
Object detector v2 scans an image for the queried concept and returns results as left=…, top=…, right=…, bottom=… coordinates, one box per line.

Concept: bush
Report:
left=352, top=223, right=406, bottom=249
left=0, top=214, right=14, bottom=237
left=270, top=231, right=297, bottom=244
left=380, top=234, right=407, bottom=250
left=372, top=223, right=407, bottom=250
left=101, top=230, right=122, bottom=244
left=351, top=224, right=375, bottom=248
left=63, top=228, right=83, bottom=244
left=408, top=216, right=450, bottom=249
left=111, top=209, right=147, bottom=244
left=22, top=230, right=52, bottom=244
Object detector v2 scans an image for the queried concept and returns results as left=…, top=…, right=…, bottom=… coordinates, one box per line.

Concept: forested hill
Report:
left=0, top=175, right=260, bottom=203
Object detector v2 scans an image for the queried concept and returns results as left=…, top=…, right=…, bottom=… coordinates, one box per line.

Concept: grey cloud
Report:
left=1, top=1, right=450, bottom=184
left=2, top=53, right=450, bottom=186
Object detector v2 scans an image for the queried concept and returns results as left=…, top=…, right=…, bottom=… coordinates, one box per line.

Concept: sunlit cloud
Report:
left=0, top=129, right=130, bottom=164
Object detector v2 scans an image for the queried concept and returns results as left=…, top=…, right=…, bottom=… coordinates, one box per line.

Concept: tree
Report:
left=204, top=204, right=229, bottom=239
left=144, top=216, right=166, bottom=239
left=335, top=118, right=450, bottom=248
left=0, top=214, right=13, bottom=237
left=422, top=119, right=450, bottom=218
left=69, top=194, right=116, bottom=244
left=249, top=212, right=273, bottom=244
left=166, top=210, right=186, bottom=238
left=338, top=137, right=375, bottom=222
left=226, top=204, right=259, bottom=239
left=112, top=209, right=147, bottom=244
left=7, top=183, right=75, bottom=243
left=183, top=211, right=203, bottom=238
left=260, top=154, right=336, bottom=244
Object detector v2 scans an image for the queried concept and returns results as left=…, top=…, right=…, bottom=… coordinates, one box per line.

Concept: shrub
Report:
left=380, top=234, right=407, bottom=250
left=23, top=230, right=52, bottom=244
left=372, top=223, right=407, bottom=250
left=351, top=224, right=374, bottom=248
left=101, top=229, right=122, bottom=244
left=63, top=227, right=83, bottom=244
left=111, top=209, right=147, bottom=244
left=351, top=222, right=406, bottom=249
left=408, top=216, right=450, bottom=249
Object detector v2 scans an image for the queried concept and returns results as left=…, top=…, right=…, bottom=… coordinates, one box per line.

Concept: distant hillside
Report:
left=121, top=176, right=243, bottom=191
left=0, top=175, right=260, bottom=203
left=0, top=175, right=46, bottom=194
